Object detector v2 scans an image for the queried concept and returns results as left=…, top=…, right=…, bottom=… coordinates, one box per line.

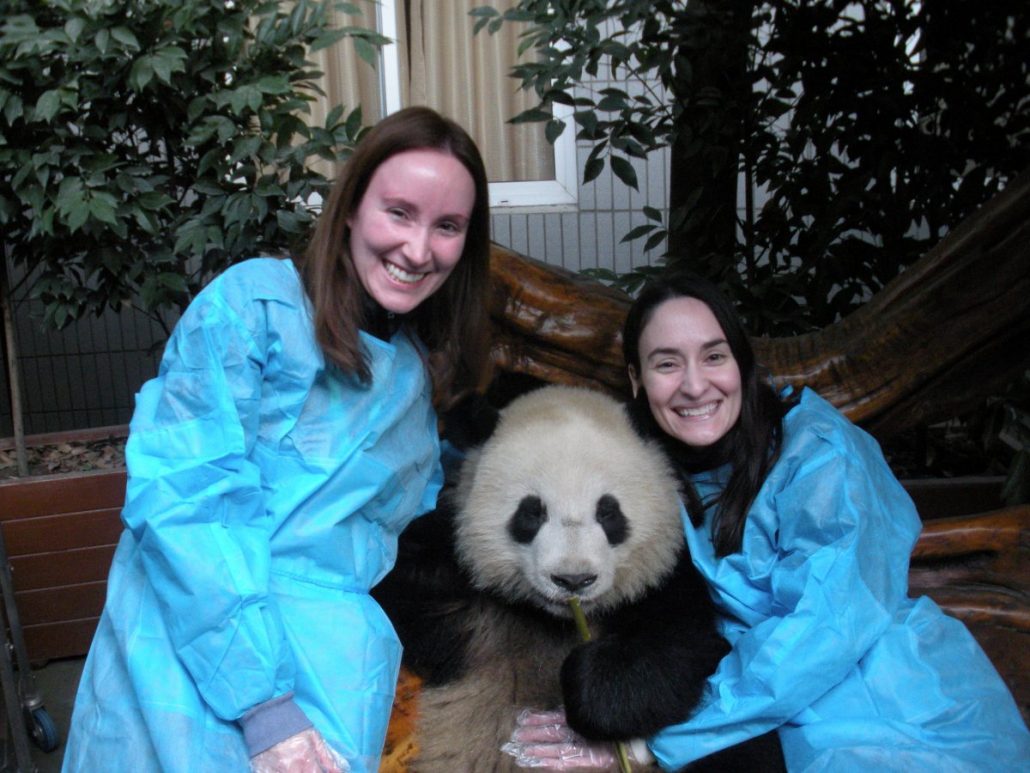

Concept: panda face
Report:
left=502, top=491, right=631, bottom=613
left=454, top=386, right=684, bottom=619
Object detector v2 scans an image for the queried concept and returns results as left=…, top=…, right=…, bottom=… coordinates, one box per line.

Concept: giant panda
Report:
left=374, top=384, right=784, bottom=772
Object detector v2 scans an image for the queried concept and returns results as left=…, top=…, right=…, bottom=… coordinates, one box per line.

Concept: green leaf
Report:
left=583, top=157, right=604, bottom=184
left=609, top=155, right=638, bottom=189
left=55, top=177, right=85, bottom=212
left=229, top=135, right=263, bottom=164
left=88, top=194, right=117, bottom=225
left=643, top=230, right=667, bottom=252
left=34, top=90, right=61, bottom=122
left=544, top=119, right=565, bottom=145
left=511, top=107, right=552, bottom=125
left=642, top=206, right=663, bottom=223
left=133, top=208, right=158, bottom=235
left=66, top=200, right=89, bottom=232
left=309, top=28, right=350, bottom=52
left=88, top=191, right=119, bottom=225
left=254, top=180, right=285, bottom=197
left=192, top=179, right=225, bottom=196
left=3, top=93, right=23, bottom=125
left=277, top=209, right=303, bottom=233
left=151, top=47, right=188, bottom=84
left=597, top=93, right=629, bottom=112
left=137, top=191, right=173, bottom=210
left=573, top=109, right=598, bottom=137
left=158, top=272, right=188, bottom=292
left=621, top=223, right=656, bottom=243
left=11, top=162, right=34, bottom=191
left=110, top=26, right=141, bottom=51
left=353, top=37, right=380, bottom=67
left=129, top=58, right=154, bottom=91
left=230, top=85, right=263, bottom=114
left=255, top=75, right=291, bottom=95
left=64, top=17, right=86, bottom=43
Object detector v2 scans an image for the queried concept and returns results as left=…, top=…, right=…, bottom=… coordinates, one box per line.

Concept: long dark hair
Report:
left=299, top=106, right=491, bottom=408
left=622, top=271, right=793, bottom=556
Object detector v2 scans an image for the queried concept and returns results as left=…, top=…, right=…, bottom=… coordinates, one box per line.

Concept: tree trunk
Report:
left=667, top=0, right=752, bottom=270
left=0, top=255, right=28, bottom=476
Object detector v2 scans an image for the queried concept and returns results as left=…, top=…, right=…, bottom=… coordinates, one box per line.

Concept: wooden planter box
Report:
left=0, top=469, right=125, bottom=663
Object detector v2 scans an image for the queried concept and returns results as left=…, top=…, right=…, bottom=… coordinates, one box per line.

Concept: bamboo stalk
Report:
left=568, top=597, right=632, bottom=773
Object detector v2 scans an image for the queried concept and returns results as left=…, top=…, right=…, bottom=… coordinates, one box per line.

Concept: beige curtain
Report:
left=309, top=0, right=553, bottom=183
left=306, top=4, right=383, bottom=177
left=400, top=0, right=554, bottom=183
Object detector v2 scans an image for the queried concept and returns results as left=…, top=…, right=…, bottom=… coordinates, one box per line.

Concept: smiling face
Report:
left=629, top=296, right=743, bottom=448
left=347, top=148, right=476, bottom=315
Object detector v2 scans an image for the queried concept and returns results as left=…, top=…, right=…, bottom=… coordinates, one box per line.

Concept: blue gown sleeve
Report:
left=650, top=415, right=921, bottom=767
left=121, top=288, right=293, bottom=722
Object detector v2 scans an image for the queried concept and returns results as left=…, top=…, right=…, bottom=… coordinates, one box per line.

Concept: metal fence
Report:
left=1, top=259, right=168, bottom=438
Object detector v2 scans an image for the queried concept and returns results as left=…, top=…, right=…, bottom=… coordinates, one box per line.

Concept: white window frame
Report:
left=377, top=1, right=577, bottom=210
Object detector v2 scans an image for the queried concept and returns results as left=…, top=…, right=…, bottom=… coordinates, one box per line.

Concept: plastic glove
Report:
left=501, top=709, right=651, bottom=771
left=250, top=728, right=350, bottom=773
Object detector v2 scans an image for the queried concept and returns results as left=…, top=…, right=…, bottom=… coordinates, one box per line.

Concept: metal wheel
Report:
left=28, top=706, right=59, bottom=752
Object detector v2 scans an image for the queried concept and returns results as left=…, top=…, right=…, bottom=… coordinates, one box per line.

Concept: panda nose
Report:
left=551, top=573, right=597, bottom=593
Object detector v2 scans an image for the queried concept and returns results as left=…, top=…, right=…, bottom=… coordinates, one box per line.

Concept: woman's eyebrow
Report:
left=646, top=339, right=728, bottom=360
left=381, top=195, right=470, bottom=224
left=645, top=346, right=681, bottom=360
left=701, top=338, right=729, bottom=350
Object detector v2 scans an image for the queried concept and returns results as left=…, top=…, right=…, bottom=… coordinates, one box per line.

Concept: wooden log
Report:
left=487, top=167, right=1030, bottom=438
left=908, top=505, right=1029, bottom=724
left=909, top=506, right=1029, bottom=632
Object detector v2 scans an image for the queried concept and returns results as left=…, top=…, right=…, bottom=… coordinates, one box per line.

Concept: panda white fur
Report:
left=374, top=384, right=784, bottom=772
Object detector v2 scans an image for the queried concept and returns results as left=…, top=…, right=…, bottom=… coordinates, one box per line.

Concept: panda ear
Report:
left=440, top=393, right=500, bottom=450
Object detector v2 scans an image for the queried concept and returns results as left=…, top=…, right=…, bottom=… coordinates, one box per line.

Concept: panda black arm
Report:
left=371, top=499, right=476, bottom=686
left=560, top=548, right=730, bottom=741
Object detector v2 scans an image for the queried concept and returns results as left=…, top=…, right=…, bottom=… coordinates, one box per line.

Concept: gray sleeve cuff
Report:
left=239, top=692, right=314, bottom=757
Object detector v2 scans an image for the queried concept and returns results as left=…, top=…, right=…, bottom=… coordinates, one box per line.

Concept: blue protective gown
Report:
left=62, top=258, right=442, bottom=772
left=650, top=388, right=1030, bottom=772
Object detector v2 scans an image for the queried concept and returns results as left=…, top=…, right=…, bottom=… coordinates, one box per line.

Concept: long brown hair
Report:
left=300, top=106, right=492, bottom=407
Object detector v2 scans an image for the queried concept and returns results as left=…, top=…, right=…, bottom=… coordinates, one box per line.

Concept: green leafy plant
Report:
left=473, top=1, right=1028, bottom=335
left=0, top=0, right=384, bottom=333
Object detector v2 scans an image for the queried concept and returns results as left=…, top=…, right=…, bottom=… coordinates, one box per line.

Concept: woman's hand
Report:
left=250, top=728, right=349, bottom=773
left=501, top=708, right=652, bottom=770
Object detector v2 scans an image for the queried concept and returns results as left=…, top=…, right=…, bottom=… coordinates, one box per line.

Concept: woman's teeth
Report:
left=385, top=262, right=425, bottom=284
left=676, top=402, right=717, bottom=418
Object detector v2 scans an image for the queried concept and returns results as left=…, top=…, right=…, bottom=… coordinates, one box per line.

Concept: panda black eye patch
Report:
left=595, top=493, right=630, bottom=545
left=508, top=495, right=547, bottom=544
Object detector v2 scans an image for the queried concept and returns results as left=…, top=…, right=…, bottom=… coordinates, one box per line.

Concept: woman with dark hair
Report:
left=622, top=271, right=1029, bottom=770
left=513, top=270, right=1028, bottom=771
left=621, top=273, right=793, bottom=558
left=63, top=107, right=492, bottom=773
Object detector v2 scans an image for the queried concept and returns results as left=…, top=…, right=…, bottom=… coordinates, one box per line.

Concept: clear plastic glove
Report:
left=250, top=727, right=350, bottom=773
left=501, top=708, right=650, bottom=771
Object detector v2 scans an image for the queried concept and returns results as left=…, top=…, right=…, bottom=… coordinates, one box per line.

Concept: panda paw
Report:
left=560, top=638, right=706, bottom=741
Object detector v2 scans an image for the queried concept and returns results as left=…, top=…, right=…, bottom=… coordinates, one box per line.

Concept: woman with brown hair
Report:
left=63, top=107, right=492, bottom=773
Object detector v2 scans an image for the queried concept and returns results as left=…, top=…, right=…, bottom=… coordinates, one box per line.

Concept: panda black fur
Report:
left=374, top=385, right=784, bottom=772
